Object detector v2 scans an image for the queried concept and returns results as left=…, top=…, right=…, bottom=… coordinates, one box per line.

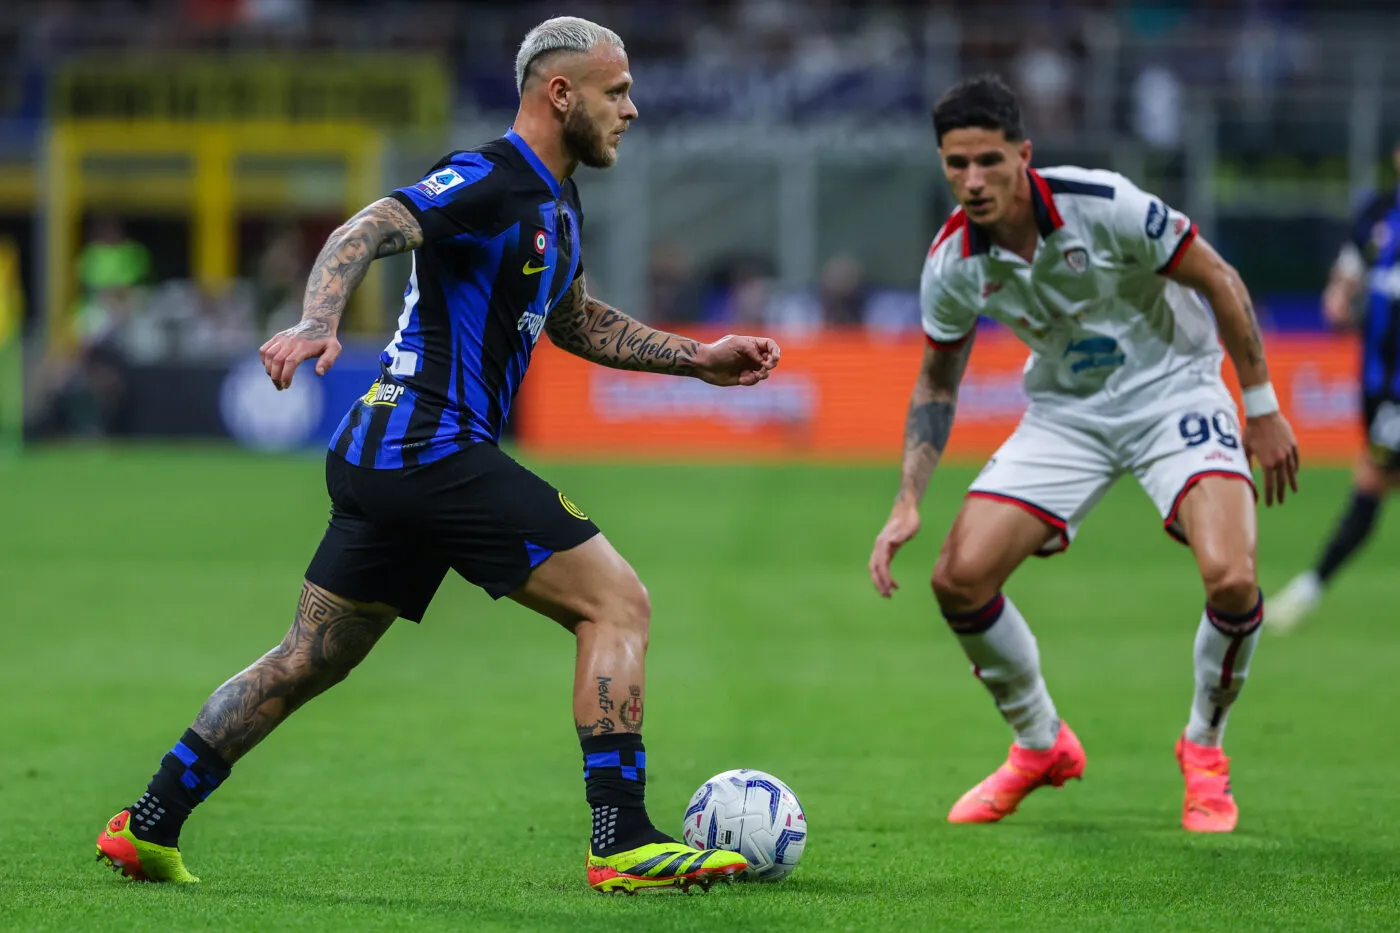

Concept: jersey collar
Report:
left=1028, top=169, right=1065, bottom=238
left=505, top=129, right=562, bottom=197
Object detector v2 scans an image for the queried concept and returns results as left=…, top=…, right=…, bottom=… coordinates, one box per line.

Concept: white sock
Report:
left=946, top=593, right=1060, bottom=750
left=1186, top=596, right=1264, bottom=747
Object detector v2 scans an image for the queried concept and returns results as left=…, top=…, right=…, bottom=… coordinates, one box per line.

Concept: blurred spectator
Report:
left=645, top=240, right=702, bottom=324
left=1012, top=40, right=1076, bottom=135
left=254, top=221, right=309, bottom=335
left=26, top=216, right=151, bottom=438
left=1132, top=64, right=1183, bottom=149
left=766, top=255, right=868, bottom=335
left=817, top=254, right=866, bottom=328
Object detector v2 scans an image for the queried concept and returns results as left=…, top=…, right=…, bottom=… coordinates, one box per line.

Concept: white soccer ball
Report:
left=681, top=768, right=807, bottom=882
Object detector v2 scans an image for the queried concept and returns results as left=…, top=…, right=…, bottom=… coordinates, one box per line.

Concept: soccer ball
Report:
left=681, top=769, right=807, bottom=881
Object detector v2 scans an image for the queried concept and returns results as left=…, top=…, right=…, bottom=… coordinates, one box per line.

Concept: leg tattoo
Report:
left=192, top=581, right=396, bottom=763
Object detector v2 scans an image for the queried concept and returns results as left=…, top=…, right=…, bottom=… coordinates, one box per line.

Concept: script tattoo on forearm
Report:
left=545, top=275, right=699, bottom=374
left=897, top=335, right=975, bottom=504
left=191, top=582, right=395, bottom=763
left=294, top=198, right=423, bottom=338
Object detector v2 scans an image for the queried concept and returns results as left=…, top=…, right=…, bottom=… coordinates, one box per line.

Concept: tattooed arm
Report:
left=545, top=275, right=781, bottom=386
left=259, top=198, right=423, bottom=390
left=869, top=336, right=976, bottom=596
left=1167, top=234, right=1269, bottom=389
left=1168, top=234, right=1299, bottom=505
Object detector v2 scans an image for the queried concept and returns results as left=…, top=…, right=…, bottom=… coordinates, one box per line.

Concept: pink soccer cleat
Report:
left=1176, top=735, right=1238, bottom=833
left=948, top=721, right=1086, bottom=823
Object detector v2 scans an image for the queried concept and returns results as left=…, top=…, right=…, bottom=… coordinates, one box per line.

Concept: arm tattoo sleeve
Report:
left=897, top=335, right=975, bottom=505
left=192, top=582, right=396, bottom=763
left=297, top=197, right=423, bottom=337
left=545, top=275, right=700, bottom=374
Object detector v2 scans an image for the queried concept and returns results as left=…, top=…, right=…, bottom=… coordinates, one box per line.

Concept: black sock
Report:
left=581, top=733, right=670, bottom=856
left=1316, top=490, right=1381, bottom=583
left=127, top=729, right=231, bottom=848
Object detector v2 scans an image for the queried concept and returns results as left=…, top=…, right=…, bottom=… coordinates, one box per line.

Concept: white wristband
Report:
left=1242, top=382, right=1279, bottom=418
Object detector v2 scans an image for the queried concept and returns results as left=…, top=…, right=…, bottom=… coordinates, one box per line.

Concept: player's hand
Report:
left=869, top=499, right=921, bottom=598
left=1322, top=282, right=1354, bottom=330
left=693, top=335, right=781, bottom=387
left=1244, top=411, right=1299, bottom=506
left=259, top=319, right=342, bottom=391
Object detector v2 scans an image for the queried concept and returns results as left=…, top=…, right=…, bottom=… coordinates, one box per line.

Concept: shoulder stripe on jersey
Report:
left=1042, top=176, right=1116, bottom=199
left=1027, top=170, right=1065, bottom=235
left=930, top=209, right=967, bottom=256
left=1157, top=223, right=1198, bottom=275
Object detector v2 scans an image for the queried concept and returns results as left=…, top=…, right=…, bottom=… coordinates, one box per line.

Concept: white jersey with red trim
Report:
left=921, top=166, right=1218, bottom=404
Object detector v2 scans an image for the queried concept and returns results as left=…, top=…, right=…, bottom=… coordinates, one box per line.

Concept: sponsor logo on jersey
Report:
left=1145, top=200, right=1168, bottom=239
left=413, top=168, right=466, bottom=198
left=1063, top=336, right=1125, bottom=374
left=362, top=380, right=406, bottom=407
left=522, top=260, right=547, bottom=276
left=1063, top=247, right=1089, bottom=273
left=517, top=309, right=547, bottom=343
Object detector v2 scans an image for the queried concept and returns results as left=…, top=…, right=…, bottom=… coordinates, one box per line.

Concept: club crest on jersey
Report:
left=533, top=229, right=547, bottom=254
left=413, top=168, right=466, bottom=199
left=1063, top=247, right=1089, bottom=273
left=362, top=380, right=406, bottom=407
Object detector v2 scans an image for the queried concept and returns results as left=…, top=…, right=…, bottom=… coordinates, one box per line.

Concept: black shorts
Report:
left=306, top=444, right=600, bottom=621
left=1363, top=395, right=1400, bottom=471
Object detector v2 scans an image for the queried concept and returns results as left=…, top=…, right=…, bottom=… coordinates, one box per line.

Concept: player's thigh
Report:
left=509, top=534, right=648, bottom=631
left=305, top=453, right=450, bottom=624
left=1173, top=476, right=1258, bottom=599
left=964, top=407, right=1120, bottom=558
left=1130, top=383, right=1256, bottom=548
left=934, top=495, right=1064, bottom=606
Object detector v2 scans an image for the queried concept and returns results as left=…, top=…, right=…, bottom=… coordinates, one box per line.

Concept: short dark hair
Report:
left=931, top=74, right=1025, bottom=145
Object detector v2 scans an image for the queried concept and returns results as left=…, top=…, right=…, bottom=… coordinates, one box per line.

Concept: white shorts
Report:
left=967, top=378, right=1256, bottom=555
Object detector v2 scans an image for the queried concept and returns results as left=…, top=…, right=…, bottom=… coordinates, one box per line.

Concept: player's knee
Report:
left=1200, top=557, right=1258, bottom=613
left=931, top=553, right=994, bottom=614
left=588, top=568, right=651, bottom=643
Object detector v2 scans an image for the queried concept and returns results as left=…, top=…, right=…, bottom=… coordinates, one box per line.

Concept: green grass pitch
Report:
left=2, top=447, right=1397, bottom=931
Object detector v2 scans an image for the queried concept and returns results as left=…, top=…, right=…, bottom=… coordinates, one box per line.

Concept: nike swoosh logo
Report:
left=522, top=261, right=547, bottom=275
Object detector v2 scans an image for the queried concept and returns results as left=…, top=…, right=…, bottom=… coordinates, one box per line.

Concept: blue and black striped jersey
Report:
left=1350, top=186, right=1400, bottom=400
left=331, top=130, right=584, bottom=468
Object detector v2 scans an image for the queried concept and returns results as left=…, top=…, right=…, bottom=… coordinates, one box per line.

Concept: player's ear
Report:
left=546, top=74, right=573, bottom=114
left=1017, top=138, right=1032, bottom=167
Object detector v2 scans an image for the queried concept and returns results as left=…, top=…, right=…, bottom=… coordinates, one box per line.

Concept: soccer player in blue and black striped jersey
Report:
left=96, top=16, right=776, bottom=893
left=1270, top=139, right=1400, bottom=632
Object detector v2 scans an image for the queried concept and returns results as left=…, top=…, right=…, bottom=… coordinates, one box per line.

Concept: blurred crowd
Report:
left=1, top=0, right=1392, bottom=143
left=11, top=0, right=1400, bottom=440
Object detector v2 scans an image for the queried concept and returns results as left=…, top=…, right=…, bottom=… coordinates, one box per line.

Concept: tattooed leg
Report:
left=191, top=581, right=397, bottom=763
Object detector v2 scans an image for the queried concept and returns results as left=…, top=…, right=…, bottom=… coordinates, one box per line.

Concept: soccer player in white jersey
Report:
left=868, top=75, right=1300, bottom=833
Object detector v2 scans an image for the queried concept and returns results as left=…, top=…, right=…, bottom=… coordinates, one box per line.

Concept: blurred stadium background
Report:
left=4, top=2, right=1399, bottom=931
left=2, top=0, right=1397, bottom=453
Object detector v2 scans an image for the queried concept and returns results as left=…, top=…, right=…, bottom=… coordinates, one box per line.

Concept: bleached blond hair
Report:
left=515, top=16, right=624, bottom=96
